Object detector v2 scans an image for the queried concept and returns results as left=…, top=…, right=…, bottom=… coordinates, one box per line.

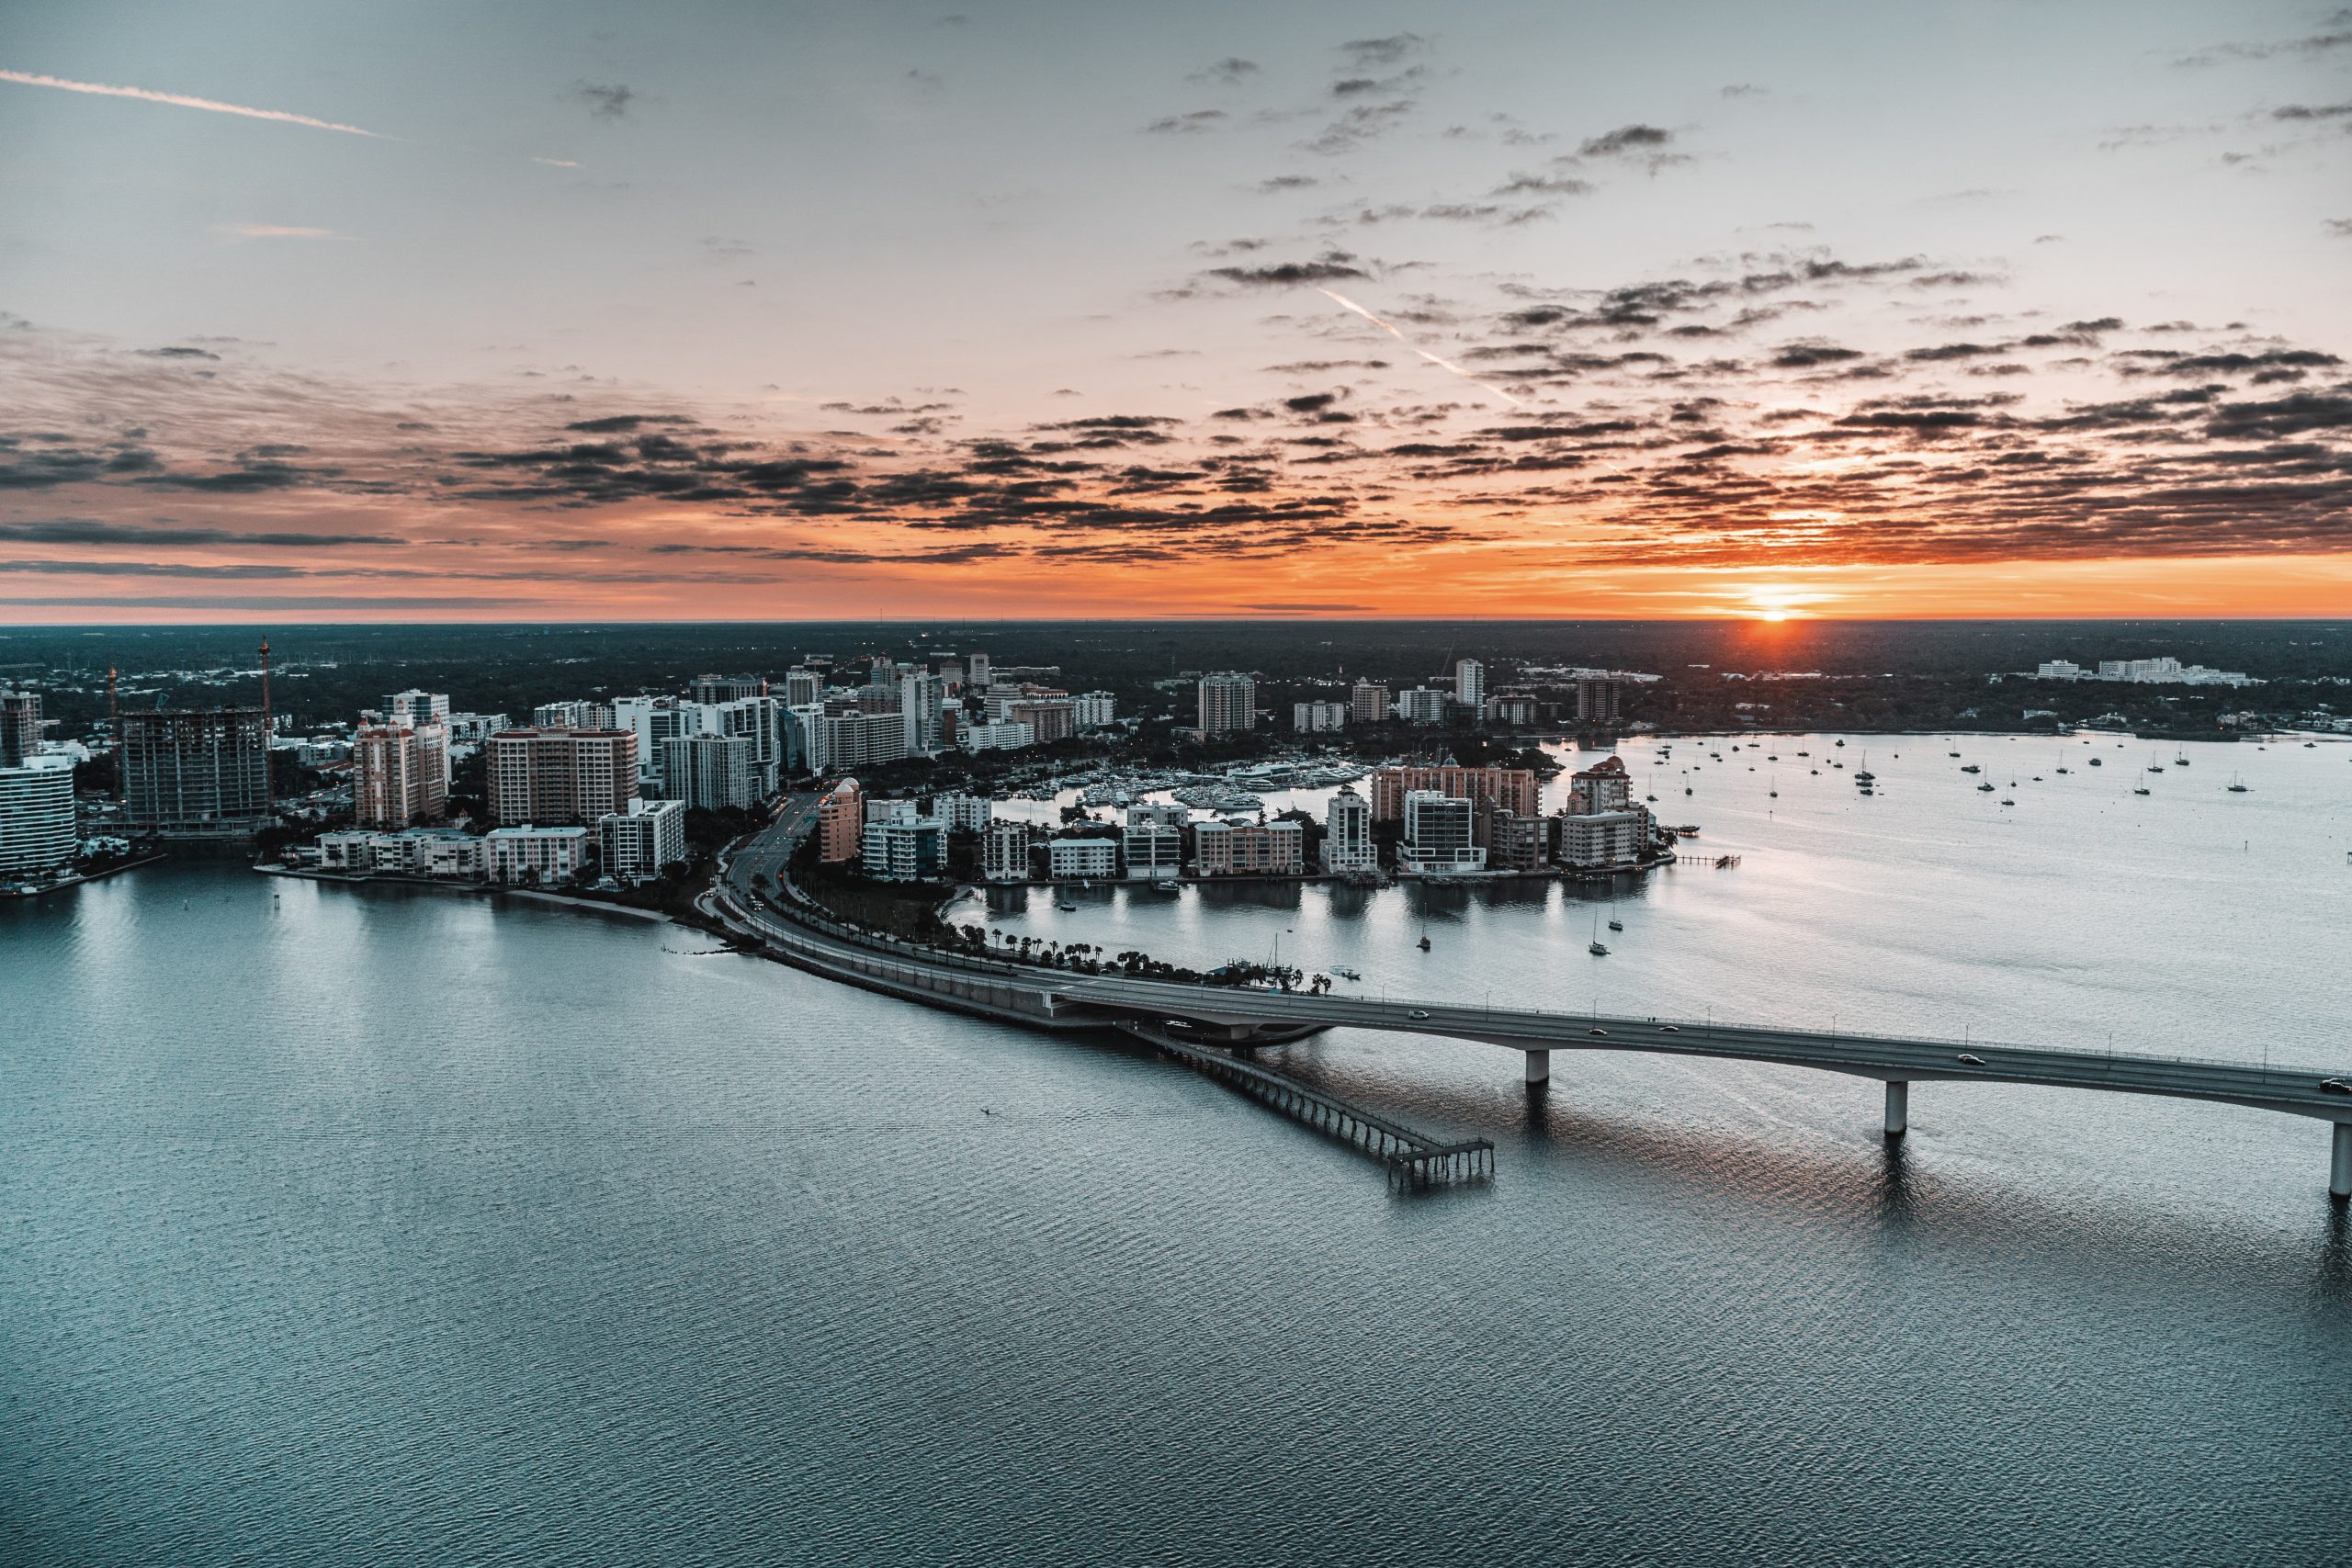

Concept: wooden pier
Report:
left=1120, top=1022, right=1494, bottom=1190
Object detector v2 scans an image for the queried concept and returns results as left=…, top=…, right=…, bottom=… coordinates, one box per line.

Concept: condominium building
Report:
left=962, top=720, right=1035, bottom=753
left=0, top=753, right=76, bottom=874
left=352, top=719, right=450, bottom=829
left=1046, top=836, right=1119, bottom=881
left=1576, top=675, right=1624, bottom=724
left=966, top=652, right=992, bottom=689
left=1009, top=699, right=1076, bottom=745
left=817, top=778, right=865, bottom=863
left=1126, top=801, right=1186, bottom=831
left=1566, top=754, right=1634, bottom=815
left=1293, top=700, right=1348, bottom=733
left=1123, top=820, right=1182, bottom=881
left=822, top=710, right=911, bottom=770
left=781, top=668, right=824, bottom=706
left=929, top=792, right=993, bottom=833
left=484, top=825, right=591, bottom=885
left=121, top=707, right=272, bottom=837
left=662, top=732, right=756, bottom=811
left=532, top=699, right=614, bottom=730
left=1321, top=785, right=1375, bottom=875
left=598, top=798, right=688, bottom=883
left=382, top=689, right=450, bottom=727
left=1368, top=764, right=1540, bottom=822
left=1454, top=659, right=1485, bottom=708
left=1484, top=693, right=1537, bottom=727
left=1072, top=692, right=1117, bottom=730
left=485, top=728, right=639, bottom=827
left=1350, top=682, right=1391, bottom=725
left=1400, top=791, right=1483, bottom=874
left=899, top=671, right=946, bottom=754
left=316, top=828, right=485, bottom=878
left=1558, top=807, right=1647, bottom=870
left=1192, top=818, right=1304, bottom=876
left=861, top=815, right=947, bottom=882
left=690, top=673, right=768, bottom=704
left=1480, top=804, right=1547, bottom=874
left=0, top=689, right=40, bottom=767
left=982, top=819, right=1033, bottom=881
left=1395, top=686, right=1447, bottom=725
left=1196, top=672, right=1257, bottom=735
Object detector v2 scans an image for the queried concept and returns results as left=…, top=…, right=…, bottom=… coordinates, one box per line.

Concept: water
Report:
left=6, top=734, right=2351, bottom=1565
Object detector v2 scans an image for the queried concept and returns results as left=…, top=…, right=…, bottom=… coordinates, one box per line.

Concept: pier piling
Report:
left=1884, top=1081, right=1909, bottom=1139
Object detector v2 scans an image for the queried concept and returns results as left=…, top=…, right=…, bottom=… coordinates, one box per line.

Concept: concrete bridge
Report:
left=716, top=808, right=2352, bottom=1200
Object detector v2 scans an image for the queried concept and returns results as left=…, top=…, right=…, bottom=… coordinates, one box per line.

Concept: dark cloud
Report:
left=137, top=345, right=221, bottom=361
left=2273, top=101, right=2352, bottom=120
left=1204, top=252, right=1368, bottom=287
left=1145, top=109, right=1227, bottom=134
left=0, top=519, right=401, bottom=547
left=1493, top=172, right=1593, bottom=197
left=1255, top=175, right=1323, bottom=192
left=1189, top=57, right=1260, bottom=85
left=2176, top=14, right=2352, bottom=66
left=1579, top=124, right=1673, bottom=157
left=1337, top=34, right=1429, bottom=69
left=571, top=82, right=635, bottom=119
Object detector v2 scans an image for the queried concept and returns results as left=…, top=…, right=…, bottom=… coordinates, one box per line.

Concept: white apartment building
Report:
left=1558, top=808, right=1648, bottom=870
left=598, top=798, right=687, bottom=883
left=316, top=827, right=486, bottom=877
left=0, top=753, right=76, bottom=875
left=861, top=816, right=946, bottom=881
left=484, top=825, right=591, bottom=885
left=1126, top=801, right=1186, bottom=831
left=1293, top=701, right=1348, bottom=732
left=1072, top=692, right=1117, bottom=730
left=1196, top=672, right=1257, bottom=734
left=1396, top=686, right=1448, bottom=725
left=930, top=793, right=993, bottom=833
left=823, top=710, right=911, bottom=769
left=1123, top=821, right=1182, bottom=880
left=982, top=819, right=1033, bottom=881
left=899, top=671, right=946, bottom=754
left=383, top=689, right=450, bottom=726
left=1321, top=785, right=1375, bottom=875
left=1454, top=659, right=1485, bottom=708
left=662, top=732, right=756, bottom=811
left=1046, top=836, right=1119, bottom=881
left=1399, top=790, right=1484, bottom=874
left=962, top=720, right=1035, bottom=753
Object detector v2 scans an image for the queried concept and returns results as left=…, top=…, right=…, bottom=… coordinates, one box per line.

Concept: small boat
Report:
left=1589, top=917, right=1609, bottom=957
left=1836, top=739, right=1846, bottom=747
left=1417, top=935, right=1431, bottom=952
left=1961, top=764, right=1982, bottom=774
left=1607, top=914, right=1623, bottom=931
left=2088, top=757, right=2102, bottom=767
left=2000, top=797, right=2015, bottom=806
left=2226, top=774, right=2249, bottom=794
left=1153, top=881, right=1182, bottom=895
left=1977, top=782, right=1996, bottom=793
left=1677, top=824, right=1701, bottom=836
left=2175, top=752, right=2190, bottom=766
left=1057, top=902, right=1079, bottom=912
left=2132, top=785, right=2150, bottom=796
left=1330, top=965, right=1361, bottom=980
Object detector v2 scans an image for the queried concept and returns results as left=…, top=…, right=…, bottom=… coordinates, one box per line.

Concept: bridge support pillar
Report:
left=1524, top=1050, right=1551, bottom=1086
left=2332, top=1122, right=2350, bottom=1201
left=1883, top=1081, right=1909, bottom=1139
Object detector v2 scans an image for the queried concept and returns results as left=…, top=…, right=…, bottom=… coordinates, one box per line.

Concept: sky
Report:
left=1, top=0, right=2347, bottom=624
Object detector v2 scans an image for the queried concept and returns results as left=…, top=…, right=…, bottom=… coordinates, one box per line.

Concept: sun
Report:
left=1757, top=608, right=1790, bottom=622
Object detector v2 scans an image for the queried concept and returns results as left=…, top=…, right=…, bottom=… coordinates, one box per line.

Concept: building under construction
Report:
left=120, top=708, right=272, bottom=837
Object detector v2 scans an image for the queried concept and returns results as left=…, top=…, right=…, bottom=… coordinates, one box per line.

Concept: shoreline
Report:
left=256, top=863, right=675, bottom=922
left=2, top=853, right=171, bottom=900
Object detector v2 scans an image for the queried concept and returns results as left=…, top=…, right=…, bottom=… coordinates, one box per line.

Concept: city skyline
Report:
left=4, top=2, right=2349, bottom=623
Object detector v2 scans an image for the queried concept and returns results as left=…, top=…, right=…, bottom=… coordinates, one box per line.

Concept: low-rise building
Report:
left=598, top=798, right=688, bottom=883
left=1046, top=836, right=1119, bottom=881
left=1558, top=807, right=1648, bottom=870
left=962, top=720, right=1036, bottom=753
left=930, top=792, right=993, bottom=833
left=1293, top=700, right=1348, bottom=732
left=861, top=815, right=947, bottom=881
left=1192, top=818, right=1304, bottom=876
left=485, top=825, right=591, bottom=885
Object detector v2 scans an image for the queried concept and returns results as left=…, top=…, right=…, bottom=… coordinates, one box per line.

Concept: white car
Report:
left=1408, top=1010, right=1430, bottom=1021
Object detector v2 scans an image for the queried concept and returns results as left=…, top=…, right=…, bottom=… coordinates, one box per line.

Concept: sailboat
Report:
left=1853, top=751, right=1875, bottom=785
left=2226, top=773, right=2250, bottom=794
left=2174, top=750, right=2189, bottom=767
left=1588, top=914, right=1610, bottom=957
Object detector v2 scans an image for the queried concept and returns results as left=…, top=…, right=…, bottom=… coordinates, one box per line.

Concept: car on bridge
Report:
left=1408, top=1010, right=1430, bottom=1020
left=2321, top=1078, right=2352, bottom=1096
left=1958, top=1053, right=1986, bottom=1066
left=1657, top=1025, right=1680, bottom=1032
left=1589, top=1028, right=1609, bottom=1037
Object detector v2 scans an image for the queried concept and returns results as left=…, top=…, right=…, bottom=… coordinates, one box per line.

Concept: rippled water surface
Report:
left=6, top=734, right=2352, bottom=1566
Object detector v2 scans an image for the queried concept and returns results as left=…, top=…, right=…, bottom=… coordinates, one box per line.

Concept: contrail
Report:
left=1317, top=287, right=1526, bottom=408
left=0, top=68, right=388, bottom=138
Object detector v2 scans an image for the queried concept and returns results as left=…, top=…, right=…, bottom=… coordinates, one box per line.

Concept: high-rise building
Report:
left=1400, top=791, right=1483, bottom=874
left=1395, top=687, right=1447, bottom=725
left=782, top=668, right=823, bottom=706
left=1479, top=803, right=1547, bottom=873
left=121, top=708, right=272, bottom=837
left=1322, top=786, right=1375, bottom=874
left=961, top=721, right=1035, bottom=753
left=1558, top=808, right=1648, bottom=870
left=822, top=711, right=910, bottom=770
left=1008, top=698, right=1076, bottom=745
left=0, top=689, right=41, bottom=767
left=0, top=753, right=77, bottom=874
left=690, top=673, right=767, bottom=704
left=701, top=695, right=786, bottom=796
left=1576, top=675, right=1624, bottom=725
left=1454, top=659, right=1485, bottom=708
left=1293, top=701, right=1348, bottom=732
left=598, top=798, right=688, bottom=883
left=1197, top=672, right=1257, bottom=734
left=382, top=689, right=450, bottom=727
left=817, top=778, right=865, bottom=863
left=1369, top=764, right=1540, bottom=822
left=1072, top=692, right=1116, bottom=730
left=929, top=793, right=993, bottom=833
left=1350, top=682, right=1391, bottom=725
left=982, top=818, right=1032, bottom=881
left=967, top=652, right=992, bottom=689
left=1484, top=693, right=1537, bottom=727
left=662, top=733, right=756, bottom=811
left=785, top=703, right=827, bottom=774
left=352, top=720, right=450, bottom=829
left=1566, top=754, right=1633, bottom=815
left=899, top=672, right=945, bottom=754
left=485, top=728, right=638, bottom=826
